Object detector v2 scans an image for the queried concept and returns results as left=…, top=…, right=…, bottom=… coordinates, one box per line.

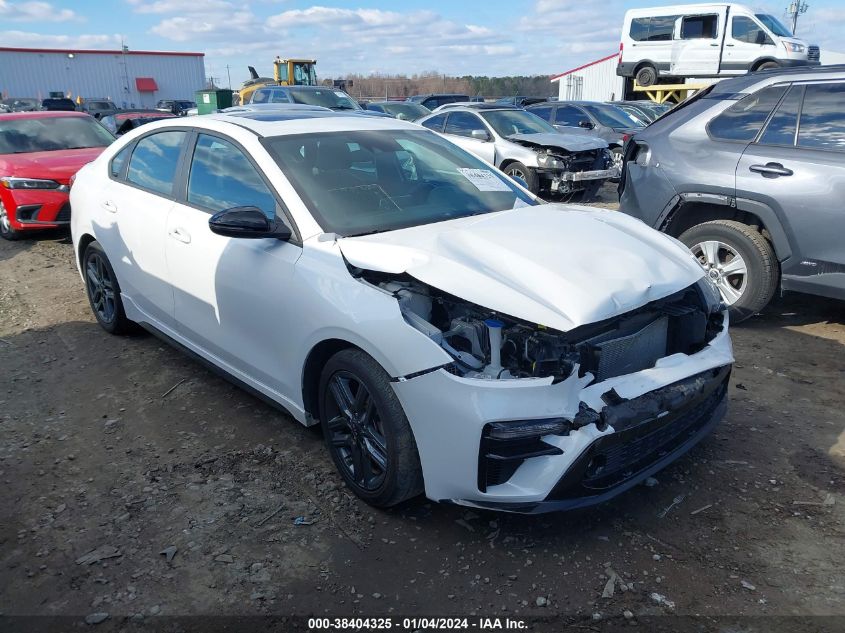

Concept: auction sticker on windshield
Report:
left=457, top=168, right=511, bottom=192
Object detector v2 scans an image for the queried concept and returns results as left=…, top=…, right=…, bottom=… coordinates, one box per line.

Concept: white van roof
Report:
left=623, top=3, right=754, bottom=18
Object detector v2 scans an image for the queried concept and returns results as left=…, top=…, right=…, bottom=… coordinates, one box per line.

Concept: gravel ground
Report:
left=1, top=225, right=844, bottom=632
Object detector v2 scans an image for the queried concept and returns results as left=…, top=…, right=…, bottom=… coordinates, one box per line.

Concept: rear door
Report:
left=98, top=129, right=189, bottom=329
left=671, top=10, right=725, bottom=76
left=164, top=132, right=303, bottom=396
left=440, top=112, right=496, bottom=165
left=736, top=81, right=845, bottom=297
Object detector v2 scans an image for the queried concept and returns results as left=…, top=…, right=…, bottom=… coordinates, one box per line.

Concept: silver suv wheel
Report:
left=690, top=240, right=748, bottom=305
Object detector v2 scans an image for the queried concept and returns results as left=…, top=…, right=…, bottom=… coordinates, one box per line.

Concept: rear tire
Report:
left=502, top=161, right=539, bottom=194
left=83, top=241, right=132, bottom=334
left=679, top=220, right=778, bottom=323
left=635, top=64, right=657, bottom=87
left=319, top=349, right=424, bottom=508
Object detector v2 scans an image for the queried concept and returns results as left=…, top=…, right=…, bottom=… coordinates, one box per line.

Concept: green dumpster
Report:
left=195, top=89, right=233, bottom=114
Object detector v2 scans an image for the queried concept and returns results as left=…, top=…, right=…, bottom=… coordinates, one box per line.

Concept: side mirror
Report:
left=578, top=120, right=594, bottom=129
left=471, top=129, right=491, bottom=141
left=209, top=206, right=292, bottom=240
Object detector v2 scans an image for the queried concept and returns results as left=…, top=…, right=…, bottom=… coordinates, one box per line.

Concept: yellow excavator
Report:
left=238, top=57, right=318, bottom=105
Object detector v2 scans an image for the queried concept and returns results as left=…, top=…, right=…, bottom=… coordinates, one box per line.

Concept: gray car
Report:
left=618, top=65, right=845, bottom=322
left=417, top=104, right=614, bottom=200
left=527, top=100, right=645, bottom=171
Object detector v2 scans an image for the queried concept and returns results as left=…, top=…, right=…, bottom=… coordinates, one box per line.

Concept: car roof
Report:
left=198, top=110, right=416, bottom=137
left=0, top=111, right=89, bottom=120
left=707, top=64, right=845, bottom=93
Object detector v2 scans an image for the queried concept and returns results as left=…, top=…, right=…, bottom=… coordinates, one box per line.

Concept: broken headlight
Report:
left=537, top=151, right=569, bottom=170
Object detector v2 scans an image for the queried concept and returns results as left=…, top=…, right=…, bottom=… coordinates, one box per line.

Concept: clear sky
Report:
left=1, top=0, right=842, bottom=85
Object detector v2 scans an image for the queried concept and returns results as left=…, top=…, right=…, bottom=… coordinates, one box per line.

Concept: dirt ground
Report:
left=1, top=216, right=844, bottom=632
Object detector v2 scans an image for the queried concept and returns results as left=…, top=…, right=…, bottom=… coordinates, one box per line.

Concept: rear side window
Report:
left=797, top=83, right=845, bottom=152
left=708, top=86, right=787, bottom=142
left=126, top=131, right=186, bottom=195
left=681, top=14, right=718, bottom=39
left=110, top=145, right=130, bottom=178
left=629, top=16, right=678, bottom=42
left=421, top=113, right=447, bottom=132
left=188, top=134, right=277, bottom=217
left=759, top=85, right=803, bottom=146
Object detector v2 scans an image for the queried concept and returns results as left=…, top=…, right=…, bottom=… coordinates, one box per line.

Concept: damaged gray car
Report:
left=418, top=104, right=617, bottom=200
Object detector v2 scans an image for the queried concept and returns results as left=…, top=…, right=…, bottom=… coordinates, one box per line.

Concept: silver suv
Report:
left=417, top=104, right=615, bottom=200
left=619, top=65, right=845, bottom=322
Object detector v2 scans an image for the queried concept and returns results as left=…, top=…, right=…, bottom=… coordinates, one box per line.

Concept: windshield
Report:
left=288, top=88, right=360, bottom=110
left=380, top=103, right=431, bottom=120
left=583, top=103, right=645, bottom=129
left=756, top=14, right=792, bottom=37
left=3, top=98, right=38, bottom=109
left=262, top=129, right=535, bottom=237
left=0, top=116, right=114, bottom=154
left=479, top=110, right=559, bottom=136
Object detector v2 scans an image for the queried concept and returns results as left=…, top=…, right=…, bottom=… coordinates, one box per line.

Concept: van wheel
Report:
left=319, top=349, right=424, bottom=508
left=756, top=61, right=780, bottom=71
left=503, top=162, right=539, bottom=194
left=679, top=220, right=778, bottom=323
left=635, top=65, right=657, bottom=87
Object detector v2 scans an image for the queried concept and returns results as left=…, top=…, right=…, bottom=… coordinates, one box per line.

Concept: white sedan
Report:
left=70, top=110, right=733, bottom=513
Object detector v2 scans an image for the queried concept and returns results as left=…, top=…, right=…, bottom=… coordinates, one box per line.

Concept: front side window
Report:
left=188, top=134, right=277, bottom=217
left=708, top=85, right=787, bottom=142
left=732, top=16, right=771, bottom=45
left=554, top=104, right=586, bottom=127
left=759, top=85, right=802, bottom=146
left=797, top=83, right=845, bottom=152
left=445, top=112, right=485, bottom=137
left=126, top=131, right=186, bottom=195
left=263, top=130, right=535, bottom=237
left=420, top=113, right=447, bottom=132
left=480, top=110, right=558, bottom=136
left=0, top=116, right=114, bottom=154
left=681, top=14, right=719, bottom=39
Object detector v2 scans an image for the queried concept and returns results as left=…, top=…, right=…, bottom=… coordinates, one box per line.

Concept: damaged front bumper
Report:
left=391, top=318, right=733, bottom=513
left=540, top=167, right=620, bottom=193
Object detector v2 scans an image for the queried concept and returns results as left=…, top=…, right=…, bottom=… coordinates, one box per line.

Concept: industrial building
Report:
left=0, top=47, right=205, bottom=109
left=552, top=49, right=845, bottom=103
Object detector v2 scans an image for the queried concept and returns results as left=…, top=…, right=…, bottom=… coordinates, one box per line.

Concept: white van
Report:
left=617, top=3, right=819, bottom=86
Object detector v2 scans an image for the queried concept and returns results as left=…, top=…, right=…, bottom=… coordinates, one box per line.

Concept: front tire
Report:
left=0, top=199, right=22, bottom=241
left=679, top=220, right=778, bottom=323
left=502, top=161, right=539, bottom=194
left=756, top=61, right=780, bottom=71
left=83, top=241, right=132, bottom=334
left=319, top=349, right=424, bottom=508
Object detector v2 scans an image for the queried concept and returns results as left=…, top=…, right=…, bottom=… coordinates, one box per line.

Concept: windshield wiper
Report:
left=332, top=105, right=357, bottom=110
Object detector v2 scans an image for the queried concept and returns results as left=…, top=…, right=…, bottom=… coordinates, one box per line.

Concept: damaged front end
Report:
left=509, top=134, right=618, bottom=196
left=356, top=267, right=732, bottom=512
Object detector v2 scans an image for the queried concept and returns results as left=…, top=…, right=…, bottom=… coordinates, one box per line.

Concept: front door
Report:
left=164, top=133, right=302, bottom=396
left=723, top=14, right=778, bottom=75
left=736, top=81, right=845, bottom=298
left=440, top=112, right=496, bottom=165
left=671, top=11, right=724, bottom=76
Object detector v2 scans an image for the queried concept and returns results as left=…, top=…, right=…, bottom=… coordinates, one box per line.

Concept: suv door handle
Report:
left=725, top=43, right=735, bottom=46
left=749, top=162, right=793, bottom=177
left=101, top=200, right=117, bottom=213
left=168, top=227, right=191, bottom=244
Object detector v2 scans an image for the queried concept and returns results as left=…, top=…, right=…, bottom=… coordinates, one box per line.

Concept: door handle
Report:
left=101, top=200, right=117, bottom=213
left=749, top=162, right=793, bottom=177
left=710, top=43, right=719, bottom=46
left=168, top=227, right=191, bottom=244
left=725, top=43, right=735, bottom=46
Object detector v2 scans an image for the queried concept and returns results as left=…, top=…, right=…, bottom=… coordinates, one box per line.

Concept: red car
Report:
left=0, top=111, right=113, bottom=240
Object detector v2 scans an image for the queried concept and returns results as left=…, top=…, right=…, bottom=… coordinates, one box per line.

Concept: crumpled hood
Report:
left=337, top=205, right=705, bottom=332
left=508, top=132, right=607, bottom=152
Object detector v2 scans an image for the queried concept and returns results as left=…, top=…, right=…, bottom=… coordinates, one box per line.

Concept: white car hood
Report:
left=337, top=205, right=705, bottom=332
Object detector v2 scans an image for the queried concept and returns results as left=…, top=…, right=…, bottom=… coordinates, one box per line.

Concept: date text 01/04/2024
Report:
left=307, top=617, right=528, bottom=630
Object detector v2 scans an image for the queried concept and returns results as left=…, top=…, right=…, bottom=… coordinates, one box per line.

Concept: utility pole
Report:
left=786, top=1, right=808, bottom=35
left=226, top=65, right=232, bottom=89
